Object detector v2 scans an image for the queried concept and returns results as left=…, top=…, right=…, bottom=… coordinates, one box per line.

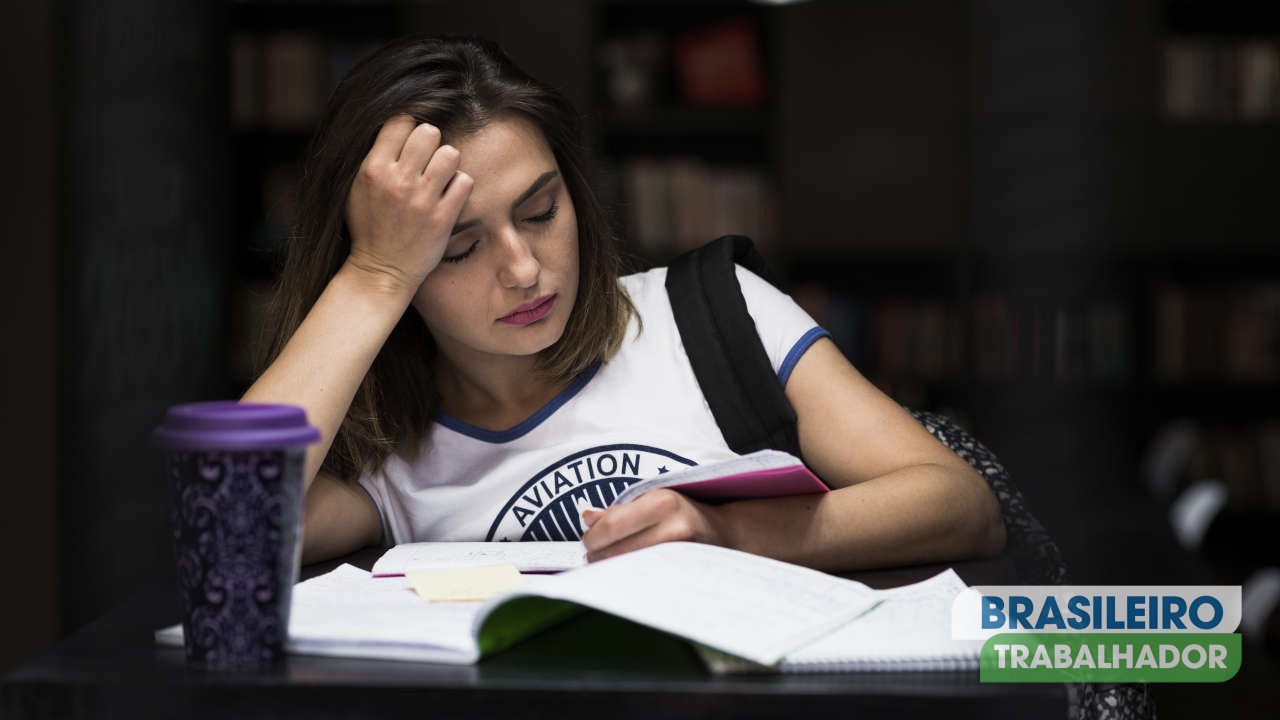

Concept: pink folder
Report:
left=612, top=449, right=829, bottom=505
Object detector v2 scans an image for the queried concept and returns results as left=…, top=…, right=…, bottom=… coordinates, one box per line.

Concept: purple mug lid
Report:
left=153, top=401, right=321, bottom=451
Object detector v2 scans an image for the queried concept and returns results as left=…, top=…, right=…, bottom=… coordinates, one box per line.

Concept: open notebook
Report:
left=157, top=543, right=978, bottom=672
left=697, top=568, right=981, bottom=673
left=159, top=542, right=881, bottom=667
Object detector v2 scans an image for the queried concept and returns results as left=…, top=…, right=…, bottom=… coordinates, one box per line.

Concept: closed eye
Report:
left=441, top=241, right=478, bottom=264
left=526, top=201, right=559, bottom=224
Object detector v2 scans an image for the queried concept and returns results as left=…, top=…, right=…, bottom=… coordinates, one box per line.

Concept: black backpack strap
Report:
left=664, top=235, right=801, bottom=457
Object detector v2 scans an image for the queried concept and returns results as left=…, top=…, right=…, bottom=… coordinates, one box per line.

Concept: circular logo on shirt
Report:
left=485, top=444, right=697, bottom=542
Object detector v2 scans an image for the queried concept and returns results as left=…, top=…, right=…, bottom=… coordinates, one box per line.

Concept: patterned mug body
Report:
left=168, top=447, right=304, bottom=669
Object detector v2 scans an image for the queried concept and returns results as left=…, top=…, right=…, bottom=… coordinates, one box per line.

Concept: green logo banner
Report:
left=980, top=633, right=1241, bottom=683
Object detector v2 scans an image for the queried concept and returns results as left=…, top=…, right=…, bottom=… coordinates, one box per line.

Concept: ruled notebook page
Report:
left=779, top=568, right=981, bottom=671
left=372, top=541, right=587, bottom=575
left=155, top=564, right=486, bottom=663
left=513, top=541, right=880, bottom=666
left=273, top=564, right=485, bottom=662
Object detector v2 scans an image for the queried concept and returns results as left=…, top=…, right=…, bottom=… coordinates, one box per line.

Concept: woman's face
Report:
left=411, top=115, right=579, bottom=369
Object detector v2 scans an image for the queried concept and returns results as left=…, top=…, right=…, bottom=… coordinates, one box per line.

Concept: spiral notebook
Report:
left=697, top=568, right=981, bottom=673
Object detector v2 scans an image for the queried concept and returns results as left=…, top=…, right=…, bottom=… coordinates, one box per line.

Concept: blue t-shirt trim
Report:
left=778, top=327, right=831, bottom=388
left=434, top=362, right=602, bottom=444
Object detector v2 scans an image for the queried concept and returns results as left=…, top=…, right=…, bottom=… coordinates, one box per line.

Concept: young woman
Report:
left=244, top=35, right=1005, bottom=570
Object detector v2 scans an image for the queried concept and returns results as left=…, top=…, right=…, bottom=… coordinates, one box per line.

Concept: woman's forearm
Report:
left=241, top=262, right=417, bottom=487
left=715, top=462, right=1006, bottom=572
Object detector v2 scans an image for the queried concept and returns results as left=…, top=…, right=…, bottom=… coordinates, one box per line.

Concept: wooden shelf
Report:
left=781, top=253, right=966, bottom=295
left=600, top=106, right=769, bottom=138
left=232, top=128, right=313, bottom=166
left=1158, top=122, right=1280, bottom=133
left=1139, top=251, right=1280, bottom=285
left=906, top=380, right=1280, bottom=417
left=598, top=106, right=773, bottom=162
left=230, top=0, right=400, bottom=38
left=781, top=252, right=1280, bottom=298
left=1162, top=0, right=1280, bottom=37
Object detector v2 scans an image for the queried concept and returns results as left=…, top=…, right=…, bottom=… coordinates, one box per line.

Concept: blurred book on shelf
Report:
left=971, top=296, right=1016, bottom=381
left=621, top=157, right=776, bottom=261
left=598, top=32, right=666, bottom=112
left=791, top=288, right=1132, bottom=388
left=1260, top=423, right=1280, bottom=509
left=262, top=33, right=325, bottom=130
left=1155, top=284, right=1280, bottom=383
left=1163, top=40, right=1280, bottom=122
left=1088, top=300, right=1132, bottom=381
left=1241, top=43, right=1280, bottom=120
left=790, top=284, right=869, bottom=372
left=672, top=16, right=768, bottom=108
left=1146, top=420, right=1280, bottom=513
left=874, top=299, right=915, bottom=383
left=230, top=32, right=380, bottom=130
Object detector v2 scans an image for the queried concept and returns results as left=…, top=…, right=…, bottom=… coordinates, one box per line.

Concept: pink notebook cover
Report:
left=665, top=464, right=830, bottom=502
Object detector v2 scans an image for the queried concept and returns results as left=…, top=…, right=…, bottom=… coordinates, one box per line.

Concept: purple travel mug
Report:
left=153, top=401, right=320, bottom=669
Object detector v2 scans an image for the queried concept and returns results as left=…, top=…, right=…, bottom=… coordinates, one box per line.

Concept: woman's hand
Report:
left=343, top=115, right=474, bottom=295
left=580, top=490, right=728, bottom=562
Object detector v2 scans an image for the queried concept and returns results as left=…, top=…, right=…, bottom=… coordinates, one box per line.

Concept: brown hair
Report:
left=260, top=36, right=636, bottom=480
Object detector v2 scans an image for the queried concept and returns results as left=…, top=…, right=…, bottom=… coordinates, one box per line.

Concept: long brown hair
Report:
left=260, top=36, right=636, bottom=480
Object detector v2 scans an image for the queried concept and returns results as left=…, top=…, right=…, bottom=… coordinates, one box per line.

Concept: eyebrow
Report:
left=449, top=170, right=560, bottom=237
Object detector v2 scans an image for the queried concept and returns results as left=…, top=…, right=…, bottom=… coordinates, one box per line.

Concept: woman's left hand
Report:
left=580, top=490, right=726, bottom=562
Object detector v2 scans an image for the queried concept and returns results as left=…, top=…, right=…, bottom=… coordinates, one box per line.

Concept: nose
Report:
left=494, top=227, right=540, bottom=289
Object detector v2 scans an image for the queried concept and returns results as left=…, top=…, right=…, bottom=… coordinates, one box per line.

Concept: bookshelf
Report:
left=593, top=0, right=778, bottom=265
left=781, top=252, right=1145, bottom=424
left=224, top=1, right=404, bottom=387
left=1140, top=0, right=1280, bottom=521
left=763, top=1, right=1279, bottom=534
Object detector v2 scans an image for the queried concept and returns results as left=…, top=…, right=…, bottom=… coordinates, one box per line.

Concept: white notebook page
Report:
left=508, top=541, right=879, bottom=666
left=372, top=541, right=587, bottom=575
left=156, top=565, right=487, bottom=663
left=781, top=568, right=981, bottom=671
left=287, top=565, right=482, bottom=657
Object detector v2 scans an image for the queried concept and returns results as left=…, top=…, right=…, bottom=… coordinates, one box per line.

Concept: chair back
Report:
left=908, top=408, right=1071, bottom=586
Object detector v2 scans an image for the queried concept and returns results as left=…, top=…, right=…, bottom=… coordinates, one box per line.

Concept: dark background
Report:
left=3, top=0, right=1279, bottom=715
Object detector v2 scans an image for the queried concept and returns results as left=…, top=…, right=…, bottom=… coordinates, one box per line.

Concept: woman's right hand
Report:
left=343, top=115, right=474, bottom=296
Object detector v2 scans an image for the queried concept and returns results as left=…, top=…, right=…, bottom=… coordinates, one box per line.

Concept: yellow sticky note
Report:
left=405, top=564, right=525, bottom=603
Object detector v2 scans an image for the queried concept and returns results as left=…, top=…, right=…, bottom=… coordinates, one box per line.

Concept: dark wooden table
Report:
left=2, top=549, right=1068, bottom=719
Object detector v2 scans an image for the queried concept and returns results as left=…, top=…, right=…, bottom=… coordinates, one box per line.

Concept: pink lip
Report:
left=498, top=294, right=557, bottom=325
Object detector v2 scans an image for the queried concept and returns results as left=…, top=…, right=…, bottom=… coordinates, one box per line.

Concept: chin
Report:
left=506, top=318, right=569, bottom=357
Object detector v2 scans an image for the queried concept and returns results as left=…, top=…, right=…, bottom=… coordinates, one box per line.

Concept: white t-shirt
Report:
left=357, top=265, right=829, bottom=544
